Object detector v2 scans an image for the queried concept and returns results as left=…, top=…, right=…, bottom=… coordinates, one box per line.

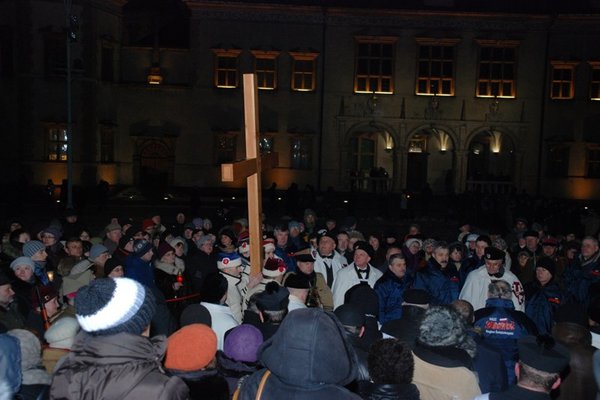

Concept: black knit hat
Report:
left=75, top=277, right=156, bottom=336
left=536, top=257, right=557, bottom=277
left=353, top=241, right=374, bottom=258
left=484, top=246, right=505, bottom=261
left=256, top=282, right=289, bottom=311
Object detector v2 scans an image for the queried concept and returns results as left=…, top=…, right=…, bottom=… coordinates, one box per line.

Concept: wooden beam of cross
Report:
left=221, top=73, right=278, bottom=275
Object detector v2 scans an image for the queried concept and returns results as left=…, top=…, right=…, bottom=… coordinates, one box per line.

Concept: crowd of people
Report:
left=1, top=205, right=600, bottom=400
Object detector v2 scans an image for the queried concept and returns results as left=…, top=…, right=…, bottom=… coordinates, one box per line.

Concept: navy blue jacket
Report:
left=474, top=298, right=538, bottom=386
left=524, top=279, right=563, bottom=335
left=374, top=270, right=413, bottom=324
left=413, top=259, right=459, bottom=305
left=566, top=252, right=600, bottom=307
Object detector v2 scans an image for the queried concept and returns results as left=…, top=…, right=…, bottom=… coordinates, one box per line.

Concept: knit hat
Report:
left=263, top=238, right=276, bottom=253
left=89, top=244, right=109, bottom=261
left=219, top=229, right=237, bottom=246
left=405, top=238, right=423, bottom=249
left=255, top=282, right=289, bottom=311
left=262, top=257, right=287, bottom=278
left=224, top=324, right=264, bottom=363
left=165, top=324, right=217, bottom=371
left=353, top=241, right=374, bottom=258
left=196, top=235, right=212, bottom=247
left=180, top=303, right=212, bottom=327
left=75, top=277, right=156, bottom=335
left=200, top=273, right=228, bottom=304
left=142, top=219, right=154, bottom=231
left=42, top=226, right=62, bottom=240
left=23, top=241, right=45, bottom=258
left=44, top=317, right=80, bottom=349
left=536, top=257, right=557, bottom=277
left=417, top=306, right=476, bottom=357
left=168, top=237, right=188, bottom=255
left=105, top=222, right=122, bottom=233
left=217, top=252, right=242, bottom=270
left=518, top=335, right=570, bottom=373
left=103, top=257, right=123, bottom=277
left=156, top=242, right=175, bottom=260
left=288, top=220, right=302, bottom=231
left=131, top=239, right=153, bottom=257
left=10, top=256, right=34, bottom=271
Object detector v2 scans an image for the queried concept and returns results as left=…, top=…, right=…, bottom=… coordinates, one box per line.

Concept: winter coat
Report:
left=566, top=251, right=600, bottom=307
left=359, top=382, right=420, bottom=400
left=217, top=351, right=261, bottom=396
left=332, top=263, right=383, bottom=309
left=201, top=302, right=239, bottom=350
left=274, top=243, right=297, bottom=273
left=470, top=332, right=508, bottom=394
left=0, top=333, right=21, bottom=395
left=473, top=298, right=538, bottom=386
left=237, top=308, right=362, bottom=400
left=413, top=259, right=459, bottom=306
left=460, top=266, right=525, bottom=312
left=51, top=331, right=189, bottom=400
left=524, top=279, right=563, bottom=335
left=167, top=368, right=229, bottom=400
left=185, top=251, right=218, bottom=294
left=374, top=270, right=413, bottom=324
left=552, top=322, right=598, bottom=400
left=221, top=272, right=244, bottom=324
left=8, top=329, right=51, bottom=400
left=460, top=255, right=484, bottom=288
left=125, top=256, right=155, bottom=289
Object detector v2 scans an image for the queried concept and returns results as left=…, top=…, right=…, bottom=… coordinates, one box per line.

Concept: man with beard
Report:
left=413, top=241, right=459, bottom=305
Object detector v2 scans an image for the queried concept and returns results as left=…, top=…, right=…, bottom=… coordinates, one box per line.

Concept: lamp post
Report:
left=64, top=0, right=77, bottom=209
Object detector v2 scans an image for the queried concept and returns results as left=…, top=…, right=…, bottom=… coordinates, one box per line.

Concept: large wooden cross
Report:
left=221, top=73, right=278, bottom=275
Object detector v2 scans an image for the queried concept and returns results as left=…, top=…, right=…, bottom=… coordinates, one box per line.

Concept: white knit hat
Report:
left=44, top=317, right=80, bottom=349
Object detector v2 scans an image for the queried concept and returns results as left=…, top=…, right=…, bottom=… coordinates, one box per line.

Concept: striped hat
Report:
left=75, top=277, right=156, bottom=336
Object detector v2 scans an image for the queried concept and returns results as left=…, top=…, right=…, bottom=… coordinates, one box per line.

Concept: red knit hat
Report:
left=165, top=324, right=217, bottom=371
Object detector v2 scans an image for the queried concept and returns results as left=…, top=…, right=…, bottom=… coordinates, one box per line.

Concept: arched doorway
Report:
left=139, top=140, right=171, bottom=190
left=406, top=126, right=456, bottom=193
left=347, top=124, right=395, bottom=193
left=466, top=129, right=515, bottom=193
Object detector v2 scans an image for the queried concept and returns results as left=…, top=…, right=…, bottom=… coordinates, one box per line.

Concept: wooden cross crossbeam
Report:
left=220, top=73, right=278, bottom=275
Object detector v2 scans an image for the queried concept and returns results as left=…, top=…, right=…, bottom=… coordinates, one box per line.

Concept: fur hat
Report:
left=23, top=241, right=45, bottom=258
left=131, top=240, right=153, bottom=257
left=262, top=257, right=286, bottom=278
left=417, top=306, right=476, bottom=357
left=255, top=282, right=289, bottom=311
left=224, top=324, right=264, bottom=363
left=10, top=256, right=34, bottom=271
left=165, top=324, right=217, bottom=371
left=89, top=244, right=109, bottom=261
left=156, top=242, right=175, bottom=260
left=44, top=316, right=80, bottom=349
left=75, top=277, right=156, bottom=336
left=217, top=252, right=242, bottom=270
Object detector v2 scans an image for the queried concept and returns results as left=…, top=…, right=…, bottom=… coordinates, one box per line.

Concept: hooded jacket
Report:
left=237, top=308, right=361, bottom=400
left=50, top=332, right=189, bottom=400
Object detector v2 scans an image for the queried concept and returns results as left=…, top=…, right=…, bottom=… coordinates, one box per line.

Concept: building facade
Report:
left=1, top=0, right=600, bottom=198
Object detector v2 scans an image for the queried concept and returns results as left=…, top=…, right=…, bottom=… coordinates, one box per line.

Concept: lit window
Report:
left=550, top=62, right=577, bottom=99
left=290, top=136, right=312, bottom=169
left=213, top=49, right=241, bottom=89
left=46, top=124, right=68, bottom=161
left=546, top=144, right=570, bottom=177
left=290, top=52, right=318, bottom=92
left=589, top=62, right=600, bottom=101
left=251, top=50, right=279, bottom=90
left=259, top=136, right=274, bottom=154
left=588, top=146, right=600, bottom=178
left=354, top=36, right=396, bottom=94
left=215, top=133, right=237, bottom=164
left=476, top=40, right=519, bottom=98
left=415, top=38, right=459, bottom=96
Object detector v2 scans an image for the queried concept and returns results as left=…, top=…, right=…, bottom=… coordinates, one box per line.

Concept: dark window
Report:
left=546, top=145, right=569, bottom=177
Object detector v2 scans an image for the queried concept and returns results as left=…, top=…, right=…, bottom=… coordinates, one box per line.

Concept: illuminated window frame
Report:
left=45, top=123, right=68, bottom=162
left=415, top=38, right=459, bottom=96
left=251, top=50, right=279, bottom=90
left=589, top=62, right=600, bottom=101
left=354, top=36, right=396, bottom=94
left=550, top=61, right=577, bottom=100
left=212, top=49, right=241, bottom=89
left=290, top=52, right=318, bottom=92
left=475, top=39, right=519, bottom=98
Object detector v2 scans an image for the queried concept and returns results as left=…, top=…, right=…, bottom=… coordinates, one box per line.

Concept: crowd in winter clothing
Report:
left=1, top=206, right=600, bottom=400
